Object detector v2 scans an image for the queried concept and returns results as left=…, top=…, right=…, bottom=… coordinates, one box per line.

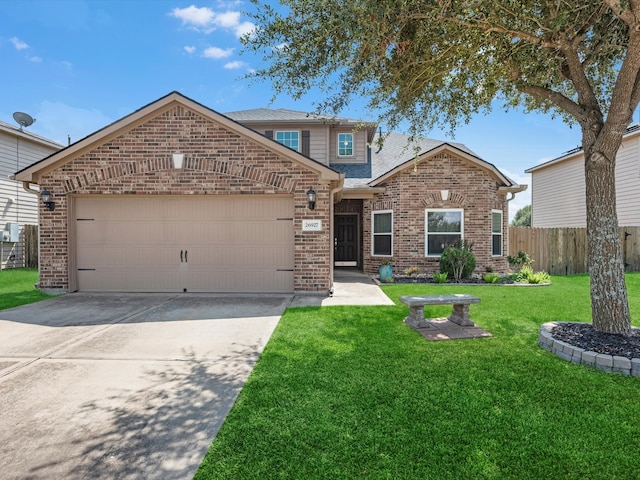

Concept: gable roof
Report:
left=341, top=132, right=523, bottom=193
left=15, top=92, right=341, bottom=184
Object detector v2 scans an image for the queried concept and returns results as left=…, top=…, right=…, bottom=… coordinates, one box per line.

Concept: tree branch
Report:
left=520, top=83, right=587, bottom=119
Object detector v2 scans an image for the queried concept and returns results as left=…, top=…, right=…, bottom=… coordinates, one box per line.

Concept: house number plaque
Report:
left=302, top=219, right=322, bottom=231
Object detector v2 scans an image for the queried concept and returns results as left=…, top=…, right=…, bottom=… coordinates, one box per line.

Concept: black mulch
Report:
left=552, top=322, right=640, bottom=359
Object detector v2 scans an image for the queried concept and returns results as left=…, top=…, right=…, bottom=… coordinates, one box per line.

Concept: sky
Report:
left=0, top=0, right=604, bottom=220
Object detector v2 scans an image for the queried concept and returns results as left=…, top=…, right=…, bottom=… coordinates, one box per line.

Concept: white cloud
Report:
left=234, top=21, right=255, bottom=38
left=214, top=11, right=241, bottom=28
left=29, top=56, right=42, bottom=63
left=10, top=37, right=29, bottom=50
left=224, top=60, right=246, bottom=69
left=184, top=45, right=196, bottom=54
left=203, top=46, right=234, bottom=59
left=170, top=6, right=251, bottom=37
left=34, top=101, right=112, bottom=146
left=170, top=5, right=215, bottom=30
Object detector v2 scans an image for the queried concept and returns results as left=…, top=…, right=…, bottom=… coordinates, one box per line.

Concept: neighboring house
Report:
left=526, top=125, right=640, bottom=227
left=0, top=120, right=62, bottom=269
left=15, top=92, right=525, bottom=295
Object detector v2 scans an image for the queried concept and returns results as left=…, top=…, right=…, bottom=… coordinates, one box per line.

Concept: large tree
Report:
left=245, top=0, right=640, bottom=334
left=511, top=205, right=532, bottom=227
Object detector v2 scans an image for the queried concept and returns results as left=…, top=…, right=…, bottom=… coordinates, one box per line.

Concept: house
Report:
left=0, top=120, right=63, bottom=269
left=15, top=92, right=525, bottom=295
left=526, top=125, right=640, bottom=227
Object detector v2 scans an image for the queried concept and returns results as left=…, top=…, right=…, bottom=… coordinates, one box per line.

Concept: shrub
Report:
left=507, top=250, right=534, bottom=271
left=433, top=272, right=449, bottom=283
left=439, top=241, right=476, bottom=282
left=516, top=266, right=535, bottom=283
left=529, top=271, right=552, bottom=284
left=482, top=273, right=500, bottom=284
left=516, top=266, right=552, bottom=284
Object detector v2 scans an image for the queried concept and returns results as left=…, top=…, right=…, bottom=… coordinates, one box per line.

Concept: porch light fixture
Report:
left=41, top=188, right=55, bottom=211
left=307, top=187, right=316, bottom=210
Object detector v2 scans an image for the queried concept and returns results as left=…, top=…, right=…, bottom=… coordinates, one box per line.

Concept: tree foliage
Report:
left=511, top=205, right=532, bottom=227
left=244, top=0, right=640, bottom=334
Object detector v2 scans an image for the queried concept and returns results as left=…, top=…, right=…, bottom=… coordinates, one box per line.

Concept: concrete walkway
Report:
left=290, top=270, right=395, bottom=307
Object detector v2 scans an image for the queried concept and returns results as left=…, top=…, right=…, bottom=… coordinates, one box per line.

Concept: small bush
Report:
left=439, top=241, right=476, bottom=282
left=507, top=250, right=534, bottom=270
left=433, top=272, right=449, bottom=283
left=482, top=273, right=500, bottom=284
left=516, top=266, right=551, bottom=284
left=529, top=271, right=552, bottom=284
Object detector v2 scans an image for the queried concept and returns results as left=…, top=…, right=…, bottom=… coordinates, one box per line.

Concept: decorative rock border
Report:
left=539, top=322, right=640, bottom=377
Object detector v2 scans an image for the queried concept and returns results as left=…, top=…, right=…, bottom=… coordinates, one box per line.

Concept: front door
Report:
left=334, top=214, right=358, bottom=267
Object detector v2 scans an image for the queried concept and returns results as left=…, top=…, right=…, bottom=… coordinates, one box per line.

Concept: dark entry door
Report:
left=335, top=215, right=358, bottom=267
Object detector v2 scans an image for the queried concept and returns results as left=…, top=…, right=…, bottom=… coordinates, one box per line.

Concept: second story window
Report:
left=276, top=131, right=300, bottom=151
left=338, top=133, right=353, bottom=156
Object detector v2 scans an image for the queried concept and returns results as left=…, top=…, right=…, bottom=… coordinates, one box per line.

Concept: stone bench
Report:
left=399, top=294, right=481, bottom=328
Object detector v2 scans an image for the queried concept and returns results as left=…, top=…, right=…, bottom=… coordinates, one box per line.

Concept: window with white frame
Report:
left=492, top=210, right=503, bottom=256
left=425, top=209, right=463, bottom=256
left=338, top=133, right=353, bottom=156
left=372, top=210, right=393, bottom=256
left=275, top=131, right=300, bottom=151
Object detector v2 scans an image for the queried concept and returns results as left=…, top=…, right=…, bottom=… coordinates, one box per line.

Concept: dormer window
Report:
left=276, top=131, right=300, bottom=151
left=338, top=133, right=353, bottom=156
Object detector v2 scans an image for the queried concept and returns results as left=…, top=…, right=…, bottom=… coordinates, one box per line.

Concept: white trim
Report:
left=491, top=209, right=503, bottom=257
left=337, top=132, right=354, bottom=157
left=275, top=130, right=301, bottom=152
left=425, top=208, right=464, bottom=257
left=372, top=209, right=393, bottom=257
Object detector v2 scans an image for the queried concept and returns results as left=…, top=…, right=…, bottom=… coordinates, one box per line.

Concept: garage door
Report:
left=74, top=195, right=295, bottom=293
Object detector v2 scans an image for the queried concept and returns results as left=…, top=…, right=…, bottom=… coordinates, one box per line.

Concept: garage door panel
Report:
left=78, top=267, right=180, bottom=292
left=75, top=196, right=294, bottom=293
left=186, top=267, right=293, bottom=293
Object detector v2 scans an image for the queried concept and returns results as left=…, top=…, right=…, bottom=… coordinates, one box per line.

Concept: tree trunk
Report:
left=584, top=149, right=631, bottom=335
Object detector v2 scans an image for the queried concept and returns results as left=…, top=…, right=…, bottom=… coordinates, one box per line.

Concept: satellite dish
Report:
left=13, top=112, right=35, bottom=129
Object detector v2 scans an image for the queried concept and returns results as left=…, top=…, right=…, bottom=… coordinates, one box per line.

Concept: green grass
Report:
left=196, top=274, right=640, bottom=479
left=0, top=268, right=53, bottom=310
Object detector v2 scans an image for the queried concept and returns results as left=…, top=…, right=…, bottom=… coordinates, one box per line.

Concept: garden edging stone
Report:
left=539, top=322, right=640, bottom=376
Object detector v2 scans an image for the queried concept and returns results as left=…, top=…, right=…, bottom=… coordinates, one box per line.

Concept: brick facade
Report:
left=359, top=151, right=509, bottom=277
left=37, top=104, right=334, bottom=293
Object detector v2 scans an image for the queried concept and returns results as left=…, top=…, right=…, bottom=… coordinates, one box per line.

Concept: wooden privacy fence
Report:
left=24, top=224, right=38, bottom=269
left=508, top=226, right=640, bottom=275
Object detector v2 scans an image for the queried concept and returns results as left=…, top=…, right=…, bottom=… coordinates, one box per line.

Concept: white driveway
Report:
left=0, top=293, right=289, bottom=480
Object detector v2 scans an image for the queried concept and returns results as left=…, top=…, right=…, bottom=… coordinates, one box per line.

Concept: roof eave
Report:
left=341, top=186, right=386, bottom=199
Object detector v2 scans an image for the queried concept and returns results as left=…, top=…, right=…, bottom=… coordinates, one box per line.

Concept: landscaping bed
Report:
left=552, top=322, right=640, bottom=358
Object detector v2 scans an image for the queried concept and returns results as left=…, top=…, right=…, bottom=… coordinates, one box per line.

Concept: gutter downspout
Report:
left=503, top=185, right=528, bottom=256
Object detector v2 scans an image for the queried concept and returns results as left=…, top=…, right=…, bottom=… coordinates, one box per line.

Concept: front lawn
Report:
left=0, top=268, right=52, bottom=310
left=196, top=274, right=640, bottom=479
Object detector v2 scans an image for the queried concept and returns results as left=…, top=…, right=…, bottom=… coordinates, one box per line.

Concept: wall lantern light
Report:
left=307, top=187, right=316, bottom=210
left=41, top=188, right=55, bottom=211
